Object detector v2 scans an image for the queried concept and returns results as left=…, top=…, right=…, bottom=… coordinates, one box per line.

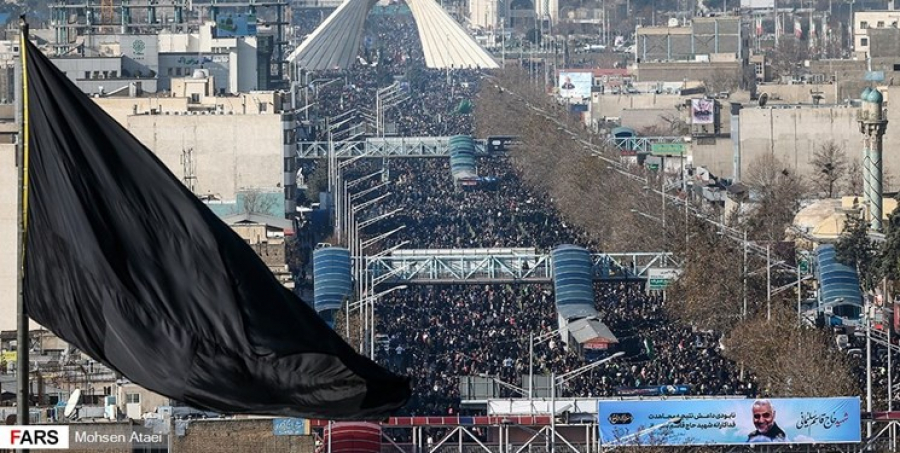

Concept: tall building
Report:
left=853, top=10, right=900, bottom=58
left=0, top=137, right=14, bottom=332
left=469, top=0, right=504, bottom=29
left=534, top=0, right=558, bottom=25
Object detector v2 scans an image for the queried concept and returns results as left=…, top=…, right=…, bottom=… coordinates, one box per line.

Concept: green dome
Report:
left=861, top=87, right=873, bottom=102
left=867, top=88, right=884, bottom=104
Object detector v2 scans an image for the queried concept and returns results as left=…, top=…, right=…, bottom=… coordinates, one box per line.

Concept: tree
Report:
left=877, top=199, right=900, bottom=288
left=743, top=153, right=806, bottom=242
left=835, top=210, right=880, bottom=291
left=845, top=158, right=864, bottom=196
left=724, top=305, right=857, bottom=398
left=809, top=140, right=848, bottom=198
left=664, top=216, right=765, bottom=333
left=768, top=37, right=810, bottom=79
left=239, top=189, right=277, bottom=215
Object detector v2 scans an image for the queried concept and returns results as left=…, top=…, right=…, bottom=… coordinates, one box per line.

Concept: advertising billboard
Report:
left=740, top=0, right=775, bottom=8
left=215, top=13, right=258, bottom=38
left=691, top=98, right=715, bottom=124
left=598, top=398, right=861, bottom=446
left=558, top=71, right=592, bottom=99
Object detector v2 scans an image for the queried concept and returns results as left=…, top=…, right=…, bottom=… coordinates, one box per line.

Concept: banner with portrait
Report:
left=558, top=71, right=592, bottom=99
left=598, top=397, right=861, bottom=446
left=690, top=98, right=715, bottom=124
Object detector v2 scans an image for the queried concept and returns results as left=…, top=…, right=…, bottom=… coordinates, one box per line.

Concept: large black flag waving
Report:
left=21, top=38, right=410, bottom=419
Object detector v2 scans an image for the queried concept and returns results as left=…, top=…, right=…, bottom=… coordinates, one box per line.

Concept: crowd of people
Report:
left=294, top=7, right=480, bottom=140
left=294, top=1, right=756, bottom=420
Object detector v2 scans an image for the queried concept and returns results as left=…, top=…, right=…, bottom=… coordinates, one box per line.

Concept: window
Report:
left=125, top=393, right=141, bottom=404
left=167, top=67, right=174, bottom=76
left=110, top=71, right=117, bottom=78
left=861, top=37, right=869, bottom=46
left=84, top=71, right=90, bottom=79
left=176, top=67, right=182, bottom=76
left=894, top=64, right=900, bottom=71
left=878, top=21, right=885, bottom=28
left=860, top=21, right=868, bottom=29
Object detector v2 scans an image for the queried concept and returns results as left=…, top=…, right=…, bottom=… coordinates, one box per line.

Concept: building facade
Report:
left=853, top=10, right=900, bottom=57
left=635, top=16, right=745, bottom=63
left=100, top=87, right=298, bottom=217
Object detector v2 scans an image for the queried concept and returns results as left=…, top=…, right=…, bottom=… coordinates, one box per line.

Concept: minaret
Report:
left=858, top=87, right=889, bottom=232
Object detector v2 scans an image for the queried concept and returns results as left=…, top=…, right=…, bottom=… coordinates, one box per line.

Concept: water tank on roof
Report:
left=313, top=247, right=352, bottom=326
left=192, top=69, right=210, bottom=79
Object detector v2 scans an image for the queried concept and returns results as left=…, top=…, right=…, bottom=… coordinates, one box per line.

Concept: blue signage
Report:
left=598, top=398, right=860, bottom=446
left=273, top=418, right=308, bottom=436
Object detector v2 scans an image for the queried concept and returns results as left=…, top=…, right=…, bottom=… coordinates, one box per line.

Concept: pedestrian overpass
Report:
left=364, top=249, right=677, bottom=285
left=297, top=136, right=490, bottom=158
left=296, top=135, right=681, bottom=159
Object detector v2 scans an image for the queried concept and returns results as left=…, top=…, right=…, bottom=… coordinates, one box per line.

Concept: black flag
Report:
left=22, top=39, right=409, bottom=419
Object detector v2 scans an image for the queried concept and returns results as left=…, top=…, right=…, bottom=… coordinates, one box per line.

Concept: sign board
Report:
left=650, top=143, right=687, bottom=156
left=647, top=268, right=680, bottom=291
left=273, top=418, right=308, bottom=436
left=691, top=99, right=715, bottom=125
left=865, top=71, right=885, bottom=82
left=558, top=71, right=593, bottom=99
left=598, top=397, right=861, bottom=446
left=740, top=0, right=775, bottom=8
left=214, top=13, right=258, bottom=38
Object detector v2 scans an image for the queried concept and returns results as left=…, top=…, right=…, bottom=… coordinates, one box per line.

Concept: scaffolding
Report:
left=50, top=0, right=289, bottom=84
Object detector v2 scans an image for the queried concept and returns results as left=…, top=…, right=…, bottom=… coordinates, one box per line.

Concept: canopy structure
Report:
left=288, top=0, right=499, bottom=70
left=815, top=244, right=863, bottom=322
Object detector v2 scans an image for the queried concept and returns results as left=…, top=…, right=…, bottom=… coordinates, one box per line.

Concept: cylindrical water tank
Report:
left=313, top=247, right=352, bottom=321
left=449, top=134, right=477, bottom=180
left=551, top=245, right=598, bottom=321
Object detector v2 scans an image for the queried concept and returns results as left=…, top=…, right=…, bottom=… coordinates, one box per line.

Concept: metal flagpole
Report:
left=16, top=15, right=31, bottom=431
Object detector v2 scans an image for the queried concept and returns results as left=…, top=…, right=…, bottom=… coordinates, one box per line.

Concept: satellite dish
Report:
left=758, top=92, right=769, bottom=107
left=64, top=389, right=82, bottom=419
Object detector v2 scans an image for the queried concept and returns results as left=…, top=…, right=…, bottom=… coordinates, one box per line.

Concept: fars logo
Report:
left=0, top=426, right=69, bottom=449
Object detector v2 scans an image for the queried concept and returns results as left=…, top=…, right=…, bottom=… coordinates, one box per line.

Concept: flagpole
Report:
left=16, top=15, right=30, bottom=429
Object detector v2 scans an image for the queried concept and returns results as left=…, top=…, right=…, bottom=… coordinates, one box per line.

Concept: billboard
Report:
left=741, top=0, right=775, bottom=8
left=598, top=398, right=861, bottom=446
left=691, top=99, right=715, bottom=124
left=558, top=71, right=592, bottom=99
left=215, top=13, right=258, bottom=37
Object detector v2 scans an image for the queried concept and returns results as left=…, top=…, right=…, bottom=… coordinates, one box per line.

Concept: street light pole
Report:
left=550, top=371, right=556, bottom=453
left=528, top=332, right=534, bottom=399
left=766, top=244, right=771, bottom=321
left=743, top=229, right=748, bottom=319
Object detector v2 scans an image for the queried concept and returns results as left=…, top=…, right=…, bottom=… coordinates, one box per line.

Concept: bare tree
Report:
left=239, top=189, right=277, bottom=215
left=639, top=113, right=689, bottom=136
left=724, top=304, right=858, bottom=397
left=769, top=37, right=811, bottom=80
left=742, top=153, right=807, bottom=242
left=809, top=140, right=848, bottom=198
left=845, top=158, right=864, bottom=195
left=704, top=69, right=741, bottom=94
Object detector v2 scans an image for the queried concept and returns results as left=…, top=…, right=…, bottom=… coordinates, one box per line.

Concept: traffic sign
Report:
left=646, top=268, right=681, bottom=291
